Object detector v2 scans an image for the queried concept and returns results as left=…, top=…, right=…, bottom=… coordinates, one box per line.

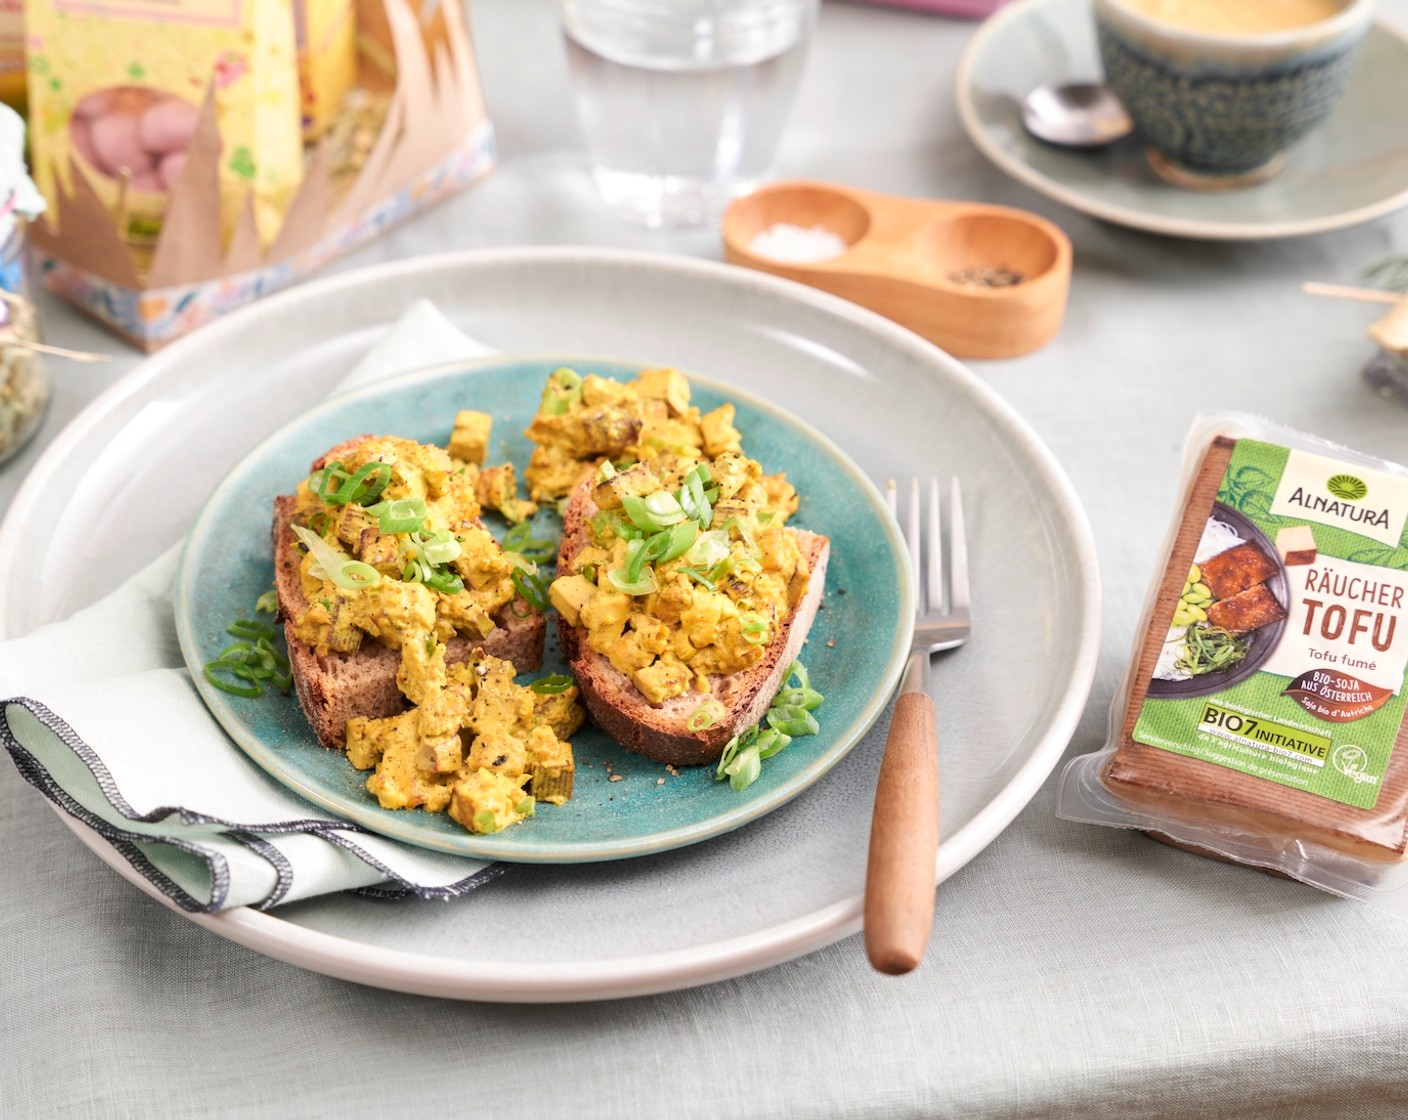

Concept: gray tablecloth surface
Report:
left=6, top=0, right=1408, bottom=1115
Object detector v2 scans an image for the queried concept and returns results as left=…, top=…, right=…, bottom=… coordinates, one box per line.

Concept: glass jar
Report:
left=0, top=102, right=48, bottom=466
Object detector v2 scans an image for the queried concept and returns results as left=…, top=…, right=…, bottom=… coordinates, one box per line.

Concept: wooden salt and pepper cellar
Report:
left=722, top=180, right=1073, bottom=360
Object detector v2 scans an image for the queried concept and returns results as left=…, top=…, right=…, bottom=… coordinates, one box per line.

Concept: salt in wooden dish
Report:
left=722, top=180, right=1073, bottom=359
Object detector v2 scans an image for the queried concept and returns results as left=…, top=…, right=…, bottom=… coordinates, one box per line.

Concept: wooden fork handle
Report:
left=864, top=690, right=940, bottom=975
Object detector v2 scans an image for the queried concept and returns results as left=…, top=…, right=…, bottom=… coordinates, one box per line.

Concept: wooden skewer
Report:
left=1301, top=281, right=1403, bottom=305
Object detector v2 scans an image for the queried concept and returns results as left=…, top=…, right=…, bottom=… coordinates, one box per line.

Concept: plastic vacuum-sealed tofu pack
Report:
left=1058, top=413, right=1408, bottom=909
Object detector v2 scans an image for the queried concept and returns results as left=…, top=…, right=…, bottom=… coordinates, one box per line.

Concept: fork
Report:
left=864, top=477, right=970, bottom=975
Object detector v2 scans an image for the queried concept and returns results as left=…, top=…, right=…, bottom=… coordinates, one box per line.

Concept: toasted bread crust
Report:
left=556, top=482, right=829, bottom=767
left=273, top=437, right=545, bottom=750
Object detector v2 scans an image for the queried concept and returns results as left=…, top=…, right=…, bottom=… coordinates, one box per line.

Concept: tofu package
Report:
left=1058, top=413, right=1408, bottom=912
left=25, top=0, right=307, bottom=248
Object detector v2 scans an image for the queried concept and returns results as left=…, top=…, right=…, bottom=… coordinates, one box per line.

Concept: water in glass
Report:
left=562, top=0, right=816, bottom=228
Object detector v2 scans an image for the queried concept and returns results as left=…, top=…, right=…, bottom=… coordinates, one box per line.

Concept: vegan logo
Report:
left=1331, top=743, right=1378, bottom=785
left=1327, top=474, right=1368, bottom=502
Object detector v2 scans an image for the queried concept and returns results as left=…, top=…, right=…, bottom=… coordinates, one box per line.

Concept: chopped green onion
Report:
left=606, top=567, right=658, bottom=596
left=624, top=538, right=650, bottom=584
left=420, top=534, right=462, bottom=567
left=368, top=497, right=427, bottom=534
left=539, top=367, right=584, bottom=416
left=715, top=726, right=757, bottom=779
left=686, top=530, right=730, bottom=569
left=503, top=520, right=558, bottom=564
left=738, top=611, right=770, bottom=645
left=474, top=810, right=500, bottom=833
left=775, top=686, right=824, bottom=711
left=530, top=673, right=575, bottom=695
left=721, top=516, right=757, bottom=552
left=309, top=460, right=391, bottom=507
left=227, top=619, right=276, bottom=642
left=513, top=567, right=551, bottom=611
left=644, top=491, right=686, bottom=524
left=678, top=566, right=717, bottom=591
left=621, top=495, right=663, bottom=533
left=202, top=630, right=290, bottom=698
left=340, top=461, right=392, bottom=505
left=767, top=705, right=820, bottom=738
left=714, top=660, right=823, bottom=792
left=657, top=520, right=698, bottom=564
left=687, top=699, right=726, bottom=731
left=254, top=590, right=279, bottom=615
left=724, top=743, right=762, bottom=792
left=291, top=524, right=382, bottom=591
left=203, top=663, right=263, bottom=698
left=756, top=729, right=792, bottom=759
left=782, top=660, right=809, bottom=690
left=424, top=569, right=465, bottom=595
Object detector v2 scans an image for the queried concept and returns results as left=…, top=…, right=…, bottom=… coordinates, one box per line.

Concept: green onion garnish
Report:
left=291, top=524, right=382, bottom=591
left=254, top=590, right=278, bottom=615
left=539, top=367, right=584, bottom=416
left=309, top=460, right=391, bottom=507
left=606, top=567, right=658, bottom=596
left=503, top=520, right=559, bottom=564
left=713, top=660, right=823, bottom=792
left=529, top=673, right=575, bottom=695
left=687, top=699, right=726, bottom=731
left=766, top=705, right=820, bottom=738
left=513, top=567, right=551, bottom=611
left=424, top=569, right=465, bottom=595
left=226, top=619, right=276, bottom=642
left=367, top=497, right=427, bottom=534
left=678, top=566, right=717, bottom=591
left=738, top=611, right=769, bottom=645
left=202, top=622, right=291, bottom=699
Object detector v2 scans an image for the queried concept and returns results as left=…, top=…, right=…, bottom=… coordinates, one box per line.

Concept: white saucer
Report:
left=956, top=0, right=1408, bottom=240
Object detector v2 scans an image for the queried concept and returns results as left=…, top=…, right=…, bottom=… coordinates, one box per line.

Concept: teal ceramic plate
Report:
left=175, top=356, right=912, bottom=863
left=956, top=0, right=1408, bottom=240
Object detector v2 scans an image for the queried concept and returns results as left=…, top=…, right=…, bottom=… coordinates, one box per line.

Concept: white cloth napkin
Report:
left=0, top=300, right=511, bottom=913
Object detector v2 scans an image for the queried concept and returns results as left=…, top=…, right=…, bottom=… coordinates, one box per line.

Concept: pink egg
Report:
left=73, top=89, right=115, bottom=121
left=158, top=150, right=187, bottom=192
left=138, top=97, right=199, bottom=155
left=128, top=169, right=166, bottom=193
left=87, top=112, right=153, bottom=178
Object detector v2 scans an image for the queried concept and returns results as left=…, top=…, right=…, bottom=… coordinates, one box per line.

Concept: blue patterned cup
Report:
left=1093, top=0, right=1373, bottom=186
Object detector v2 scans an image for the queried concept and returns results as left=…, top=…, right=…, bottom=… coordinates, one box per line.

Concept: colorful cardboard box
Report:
left=28, top=0, right=495, bottom=351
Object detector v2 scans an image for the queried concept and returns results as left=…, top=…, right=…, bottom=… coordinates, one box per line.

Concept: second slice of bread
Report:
left=556, top=484, right=830, bottom=767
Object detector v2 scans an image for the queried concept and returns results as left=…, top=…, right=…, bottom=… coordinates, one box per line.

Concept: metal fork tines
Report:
left=886, top=477, right=971, bottom=695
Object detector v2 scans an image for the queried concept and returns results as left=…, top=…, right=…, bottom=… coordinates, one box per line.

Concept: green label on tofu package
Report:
left=1132, top=439, right=1408, bottom=810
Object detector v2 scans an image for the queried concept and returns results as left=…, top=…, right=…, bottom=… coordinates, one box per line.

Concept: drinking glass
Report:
left=560, top=0, right=818, bottom=229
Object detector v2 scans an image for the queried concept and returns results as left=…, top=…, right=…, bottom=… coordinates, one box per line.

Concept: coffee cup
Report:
left=1093, top=0, right=1374, bottom=187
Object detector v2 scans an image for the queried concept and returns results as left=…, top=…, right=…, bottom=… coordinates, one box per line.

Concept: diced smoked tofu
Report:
left=448, top=410, right=492, bottom=465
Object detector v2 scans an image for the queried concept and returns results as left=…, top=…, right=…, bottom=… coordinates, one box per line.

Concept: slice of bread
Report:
left=272, top=438, right=545, bottom=750
left=556, top=483, right=830, bottom=767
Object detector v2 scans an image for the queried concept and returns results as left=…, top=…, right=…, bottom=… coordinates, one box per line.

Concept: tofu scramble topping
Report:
left=532, top=367, right=814, bottom=707
left=288, top=419, right=582, bottom=835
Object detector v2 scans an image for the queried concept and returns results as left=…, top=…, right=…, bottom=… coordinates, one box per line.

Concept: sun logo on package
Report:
left=1326, top=474, right=1368, bottom=502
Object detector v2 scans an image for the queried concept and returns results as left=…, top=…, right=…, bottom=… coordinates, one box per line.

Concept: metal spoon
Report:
left=1021, top=81, right=1134, bottom=149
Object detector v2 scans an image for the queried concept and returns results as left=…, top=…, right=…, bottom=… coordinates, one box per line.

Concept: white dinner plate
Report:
left=0, top=248, right=1101, bottom=1001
